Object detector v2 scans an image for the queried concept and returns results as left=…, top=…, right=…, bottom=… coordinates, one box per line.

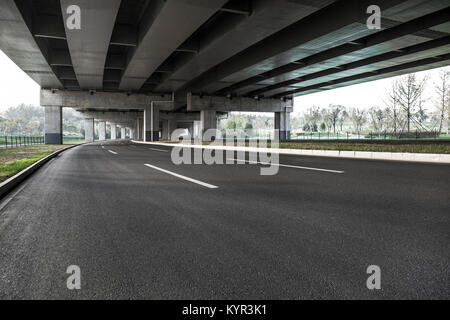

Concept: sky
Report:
left=0, top=48, right=448, bottom=114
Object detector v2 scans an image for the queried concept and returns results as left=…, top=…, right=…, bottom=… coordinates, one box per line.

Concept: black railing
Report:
left=0, top=136, right=45, bottom=148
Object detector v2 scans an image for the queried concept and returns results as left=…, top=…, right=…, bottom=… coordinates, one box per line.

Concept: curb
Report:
left=0, top=144, right=81, bottom=200
left=131, top=140, right=450, bottom=164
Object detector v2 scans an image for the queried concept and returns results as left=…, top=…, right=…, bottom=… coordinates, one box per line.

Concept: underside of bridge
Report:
left=0, top=0, right=449, bottom=143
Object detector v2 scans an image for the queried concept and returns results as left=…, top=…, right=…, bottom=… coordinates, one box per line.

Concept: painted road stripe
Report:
left=228, top=158, right=344, bottom=174
left=149, top=148, right=169, bottom=152
left=144, top=164, right=218, bottom=189
left=108, top=150, right=118, bottom=155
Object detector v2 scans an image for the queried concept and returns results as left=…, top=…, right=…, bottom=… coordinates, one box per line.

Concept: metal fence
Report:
left=0, top=136, right=45, bottom=148
left=291, top=130, right=448, bottom=141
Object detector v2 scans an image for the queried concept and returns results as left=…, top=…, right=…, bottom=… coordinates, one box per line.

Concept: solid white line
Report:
left=149, top=148, right=169, bottom=152
left=228, top=158, right=344, bottom=174
left=144, top=164, right=218, bottom=189
left=108, top=150, right=118, bottom=155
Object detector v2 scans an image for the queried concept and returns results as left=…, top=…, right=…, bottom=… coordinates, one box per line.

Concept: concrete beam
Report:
left=0, top=0, right=62, bottom=88
left=178, top=0, right=408, bottom=94
left=187, top=93, right=293, bottom=112
left=119, top=0, right=227, bottom=91
left=61, top=0, right=121, bottom=89
left=40, top=89, right=173, bottom=110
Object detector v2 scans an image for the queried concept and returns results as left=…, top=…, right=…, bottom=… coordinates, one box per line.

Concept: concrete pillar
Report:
left=136, top=118, right=140, bottom=141
left=200, top=110, right=217, bottom=141
left=111, top=123, right=117, bottom=140
left=168, top=119, right=176, bottom=140
left=98, top=121, right=106, bottom=141
left=274, top=110, right=291, bottom=141
left=84, top=118, right=94, bottom=142
left=161, top=120, right=169, bottom=140
left=144, top=104, right=159, bottom=142
left=44, top=106, right=63, bottom=144
left=121, top=127, right=126, bottom=139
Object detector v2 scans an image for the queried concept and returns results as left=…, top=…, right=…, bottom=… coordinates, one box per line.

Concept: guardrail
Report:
left=0, top=136, right=44, bottom=148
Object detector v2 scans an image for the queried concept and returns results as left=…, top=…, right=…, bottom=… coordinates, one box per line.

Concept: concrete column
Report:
left=111, top=123, right=117, bottom=140
left=161, top=120, right=169, bottom=140
left=200, top=110, right=217, bottom=141
left=274, top=110, right=291, bottom=141
left=121, top=127, right=126, bottom=139
left=130, top=128, right=135, bottom=139
left=98, top=121, right=106, bottom=141
left=84, top=118, right=95, bottom=142
left=168, top=119, right=176, bottom=140
left=44, top=106, right=63, bottom=144
left=136, top=119, right=140, bottom=141
left=144, top=104, right=159, bottom=142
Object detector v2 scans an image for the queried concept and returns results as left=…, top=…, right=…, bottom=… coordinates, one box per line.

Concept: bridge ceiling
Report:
left=0, top=0, right=448, bottom=105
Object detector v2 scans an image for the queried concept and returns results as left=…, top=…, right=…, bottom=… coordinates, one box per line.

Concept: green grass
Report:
left=0, top=151, right=52, bottom=182
left=0, top=145, right=71, bottom=183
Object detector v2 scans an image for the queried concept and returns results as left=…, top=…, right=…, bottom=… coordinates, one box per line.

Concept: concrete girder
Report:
left=187, top=93, right=293, bottom=112
left=177, top=0, right=408, bottom=95
left=0, top=0, right=62, bottom=88
left=119, top=0, right=227, bottom=91
left=252, top=35, right=450, bottom=97
left=60, top=0, right=121, bottom=89
left=155, top=0, right=330, bottom=93
left=223, top=7, right=450, bottom=96
left=274, top=52, right=450, bottom=98
left=40, top=89, right=173, bottom=110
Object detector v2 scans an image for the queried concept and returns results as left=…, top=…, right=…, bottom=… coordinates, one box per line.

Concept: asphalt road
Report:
left=0, top=141, right=448, bottom=299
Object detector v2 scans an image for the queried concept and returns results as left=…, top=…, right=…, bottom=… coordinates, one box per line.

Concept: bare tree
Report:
left=338, top=107, right=348, bottom=132
left=383, top=80, right=402, bottom=133
left=395, top=74, right=427, bottom=133
left=324, top=105, right=343, bottom=133
left=304, top=105, right=321, bottom=132
left=434, top=70, right=450, bottom=134
left=368, top=106, right=385, bottom=132
left=350, top=108, right=366, bottom=134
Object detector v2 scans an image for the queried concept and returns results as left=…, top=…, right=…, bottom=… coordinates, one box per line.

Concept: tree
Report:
left=322, top=105, right=342, bottom=133
left=368, top=106, right=385, bottom=132
left=395, top=74, right=427, bottom=133
left=384, top=81, right=402, bottom=133
left=303, top=106, right=321, bottom=132
left=337, top=107, right=348, bottom=132
left=434, top=70, right=450, bottom=134
left=350, top=108, right=366, bottom=134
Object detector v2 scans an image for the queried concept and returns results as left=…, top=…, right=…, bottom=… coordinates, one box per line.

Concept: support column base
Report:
left=45, top=133, right=63, bottom=145
left=145, top=131, right=159, bottom=142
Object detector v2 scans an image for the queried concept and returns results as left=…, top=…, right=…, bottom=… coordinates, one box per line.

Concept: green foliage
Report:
left=0, top=104, right=84, bottom=137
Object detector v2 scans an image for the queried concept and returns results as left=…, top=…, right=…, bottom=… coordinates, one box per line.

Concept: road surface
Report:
left=0, top=141, right=448, bottom=299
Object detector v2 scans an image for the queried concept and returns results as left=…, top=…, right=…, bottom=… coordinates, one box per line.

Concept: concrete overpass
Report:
left=1, top=0, right=449, bottom=143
